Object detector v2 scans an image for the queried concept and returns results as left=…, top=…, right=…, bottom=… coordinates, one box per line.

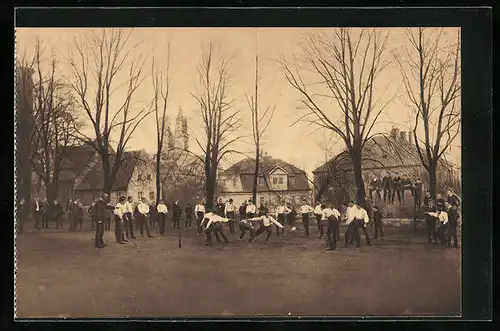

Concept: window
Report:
left=273, top=178, right=278, bottom=185
left=291, top=195, right=296, bottom=204
left=149, top=191, right=155, bottom=201
left=258, top=177, right=265, bottom=185
left=278, top=177, right=284, bottom=184
left=260, top=196, right=265, bottom=205
left=138, top=191, right=144, bottom=200
left=137, top=173, right=143, bottom=181
left=146, top=174, right=152, bottom=181
left=289, top=176, right=296, bottom=185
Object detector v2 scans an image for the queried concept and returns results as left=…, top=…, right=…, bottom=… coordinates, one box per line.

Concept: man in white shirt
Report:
left=124, top=196, right=136, bottom=240
left=246, top=200, right=257, bottom=219
left=275, top=201, right=291, bottom=236
left=225, top=198, right=236, bottom=234
left=314, top=203, right=323, bottom=236
left=32, top=196, right=41, bottom=230
left=157, top=200, right=169, bottom=235
left=137, top=197, right=153, bottom=237
left=113, top=196, right=127, bottom=244
left=202, top=210, right=229, bottom=246
left=356, top=204, right=372, bottom=246
left=436, top=204, right=450, bottom=244
left=299, top=201, right=314, bottom=237
left=194, top=200, right=206, bottom=235
left=343, top=200, right=361, bottom=248
left=248, top=211, right=284, bottom=244
left=320, top=204, right=342, bottom=250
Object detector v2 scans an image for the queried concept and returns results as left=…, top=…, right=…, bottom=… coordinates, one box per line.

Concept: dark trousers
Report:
left=124, top=213, right=135, bottom=238
left=158, top=213, right=167, bottom=234
left=206, top=224, right=228, bottom=244
left=105, top=218, right=111, bottom=231
left=345, top=221, right=360, bottom=246
left=114, top=216, right=124, bottom=242
left=276, top=214, right=286, bottom=236
left=246, top=212, right=255, bottom=219
left=254, top=224, right=272, bottom=242
left=196, top=212, right=204, bottom=234
left=354, top=219, right=371, bottom=245
left=374, top=220, right=383, bottom=239
left=91, top=218, right=96, bottom=230
left=138, top=214, right=151, bottom=236
left=150, top=214, right=156, bottom=229
left=185, top=213, right=193, bottom=228
left=95, top=221, right=104, bottom=247
left=34, top=212, right=41, bottom=229
left=239, top=222, right=255, bottom=241
left=173, top=215, right=180, bottom=229
left=437, top=223, right=447, bottom=243
left=226, top=211, right=235, bottom=233
left=315, top=214, right=322, bottom=233
left=391, top=189, right=402, bottom=204
left=302, top=214, right=310, bottom=236
left=323, top=218, right=341, bottom=250
left=42, top=214, right=49, bottom=228
left=425, top=215, right=437, bottom=243
left=447, top=223, right=458, bottom=247
left=384, top=189, right=392, bottom=202
left=321, top=218, right=340, bottom=241
left=75, top=217, right=83, bottom=231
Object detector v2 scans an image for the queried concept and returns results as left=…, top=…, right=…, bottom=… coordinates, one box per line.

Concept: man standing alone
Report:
left=157, top=200, right=168, bottom=235
left=172, top=200, right=182, bottom=229
left=94, top=193, right=108, bottom=248
left=224, top=198, right=236, bottom=234
left=124, top=196, right=136, bottom=240
left=299, top=201, right=314, bottom=237
left=137, top=197, right=153, bottom=238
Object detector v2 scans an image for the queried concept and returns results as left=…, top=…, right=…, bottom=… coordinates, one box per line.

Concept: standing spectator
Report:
left=215, top=198, right=225, bottom=217
left=123, top=196, right=136, bottom=239
left=104, top=198, right=112, bottom=232
left=194, top=200, right=206, bottom=234
left=414, top=178, right=423, bottom=207
left=66, top=198, right=74, bottom=231
left=17, top=198, right=27, bottom=234
left=402, top=174, right=413, bottom=202
left=369, top=175, right=381, bottom=201
left=184, top=202, right=193, bottom=228
left=224, top=198, right=236, bottom=234
left=245, top=200, right=256, bottom=219
left=392, top=172, right=402, bottom=204
left=382, top=172, right=393, bottom=204
left=258, top=201, right=268, bottom=217
left=94, top=194, right=108, bottom=248
left=74, top=199, right=84, bottom=231
left=299, top=201, right=314, bottom=237
left=287, top=203, right=297, bottom=231
left=436, top=194, right=446, bottom=211
left=54, top=200, right=64, bottom=229
left=113, top=196, right=127, bottom=244
left=314, top=202, right=323, bottom=235
left=157, top=200, right=168, bottom=235
left=32, top=196, right=41, bottom=230
left=137, top=197, right=153, bottom=238
left=424, top=192, right=438, bottom=244
left=88, top=199, right=97, bottom=231
left=172, top=200, right=182, bottom=229
left=446, top=188, right=460, bottom=248
left=239, top=201, right=247, bottom=221
left=149, top=200, right=157, bottom=229
left=373, top=205, right=384, bottom=240
left=41, top=199, right=49, bottom=229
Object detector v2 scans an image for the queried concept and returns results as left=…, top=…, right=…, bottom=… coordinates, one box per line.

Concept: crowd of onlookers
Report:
left=367, top=171, right=423, bottom=205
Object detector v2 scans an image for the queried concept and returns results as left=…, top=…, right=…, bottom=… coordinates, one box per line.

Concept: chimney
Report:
left=400, top=131, right=407, bottom=143
left=390, top=127, right=397, bottom=138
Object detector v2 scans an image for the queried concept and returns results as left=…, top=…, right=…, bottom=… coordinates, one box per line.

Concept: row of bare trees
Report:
left=17, top=28, right=460, bottom=215
left=281, top=27, right=461, bottom=205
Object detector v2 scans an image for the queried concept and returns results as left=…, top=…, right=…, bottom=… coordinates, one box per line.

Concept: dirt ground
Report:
left=15, top=219, right=461, bottom=318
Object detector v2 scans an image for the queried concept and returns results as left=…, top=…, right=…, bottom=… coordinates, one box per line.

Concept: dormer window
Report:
left=137, top=173, right=143, bottom=181
left=273, top=178, right=278, bottom=185
left=258, top=177, right=265, bottom=185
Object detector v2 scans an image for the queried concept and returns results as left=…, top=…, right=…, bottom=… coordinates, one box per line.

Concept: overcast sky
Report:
left=16, top=27, right=461, bottom=176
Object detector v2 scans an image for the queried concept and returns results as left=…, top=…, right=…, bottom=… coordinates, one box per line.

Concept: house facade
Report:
left=74, top=150, right=159, bottom=206
left=219, top=156, right=312, bottom=210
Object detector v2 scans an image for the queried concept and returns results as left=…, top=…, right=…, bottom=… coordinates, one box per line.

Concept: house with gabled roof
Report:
left=218, top=155, right=312, bottom=209
left=74, top=150, right=158, bottom=206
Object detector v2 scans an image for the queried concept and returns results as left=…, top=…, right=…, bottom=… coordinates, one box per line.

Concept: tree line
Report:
left=16, top=28, right=461, bottom=220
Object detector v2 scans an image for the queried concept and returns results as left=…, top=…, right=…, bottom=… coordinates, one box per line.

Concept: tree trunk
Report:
left=205, top=169, right=216, bottom=210
left=428, top=162, right=438, bottom=200
left=156, top=153, right=162, bottom=203
left=252, top=148, right=259, bottom=204
left=351, top=148, right=366, bottom=206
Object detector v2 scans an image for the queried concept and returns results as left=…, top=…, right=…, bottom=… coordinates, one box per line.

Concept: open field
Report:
left=15, top=220, right=461, bottom=318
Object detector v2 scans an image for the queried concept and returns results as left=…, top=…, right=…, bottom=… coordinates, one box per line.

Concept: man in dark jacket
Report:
left=369, top=175, right=381, bottom=201
left=391, top=172, right=402, bottom=204
left=413, top=178, right=423, bottom=207
left=172, top=200, right=182, bottom=229
left=32, top=197, right=42, bottom=230
left=215, top=198, right=225, bottom=217
left=94, top=193, right=108, bottom=248
left=184, top=202, right=193, bottom=228
left=382, top=172, right=393, bottom=204
left=446, top=188, right=460, bottom=248
left=88, top=199, right=97, bottom=231
left=239, top=201, right=247, bottom=221
left=424, top=192, right=437, bottom=244
left=74, top=199, right=84, bottom=231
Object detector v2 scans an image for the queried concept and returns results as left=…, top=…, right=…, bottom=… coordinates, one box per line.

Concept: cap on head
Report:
left=229, top=199, right=233, bottom=203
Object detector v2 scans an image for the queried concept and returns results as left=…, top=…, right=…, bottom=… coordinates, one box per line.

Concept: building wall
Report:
left=127, top=163, right=158, bottom=204
left=267, top=167, right=289, bottom=191
left=219, top=190, right=312, bottom=212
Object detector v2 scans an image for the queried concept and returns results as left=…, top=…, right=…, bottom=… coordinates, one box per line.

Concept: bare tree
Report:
left=246, top=53, right=275, bottom=204
left=68, top=29, right=152, bottom=196
left=151, top=42, right=172, bottom=204
left=280, top=28, right=391, bottom=207
left=395, top=28, right=461, bottom=200
left=191, top=43, right=242, bottom=209
left=15, top=54, right=36, bottom=207
left=29, top=41, right=81, bottom=208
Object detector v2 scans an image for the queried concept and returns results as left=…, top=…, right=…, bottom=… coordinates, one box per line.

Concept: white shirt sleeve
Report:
left=345, top=207, right=355, bottom=224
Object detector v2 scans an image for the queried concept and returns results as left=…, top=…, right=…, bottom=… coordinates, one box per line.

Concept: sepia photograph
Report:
left=14, top=24, right=464, bottom=318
